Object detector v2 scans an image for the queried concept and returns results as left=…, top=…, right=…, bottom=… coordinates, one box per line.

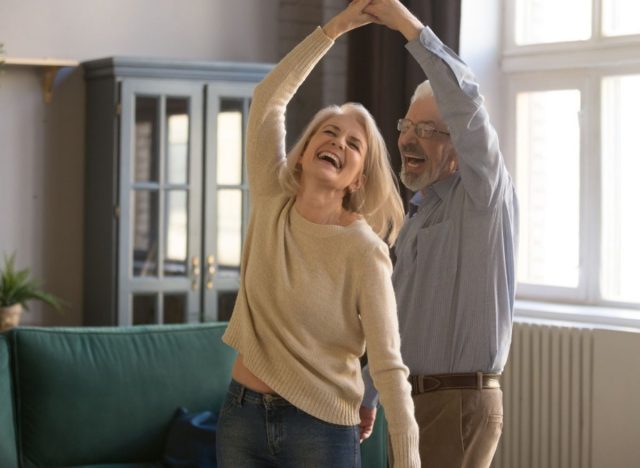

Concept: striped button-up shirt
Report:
left=363, top=27, right=518, bottom=407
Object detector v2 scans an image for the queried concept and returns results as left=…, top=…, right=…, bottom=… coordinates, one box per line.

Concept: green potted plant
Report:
left=0, top=253, right=63, bottom=331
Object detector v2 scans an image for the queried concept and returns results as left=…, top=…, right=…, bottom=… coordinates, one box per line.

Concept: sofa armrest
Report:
left=0, top=334, right=19, bottom=467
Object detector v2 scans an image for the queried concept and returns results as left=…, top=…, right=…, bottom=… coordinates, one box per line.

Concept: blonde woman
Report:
left=216, top=1, right=420, bottom=467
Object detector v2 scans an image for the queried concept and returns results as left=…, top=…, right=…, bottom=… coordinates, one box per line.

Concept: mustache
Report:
left=400, top=143, right=423, bottom=155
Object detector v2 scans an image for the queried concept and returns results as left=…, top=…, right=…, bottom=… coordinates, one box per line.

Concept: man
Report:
left=360, top=1, right=519, bottom=467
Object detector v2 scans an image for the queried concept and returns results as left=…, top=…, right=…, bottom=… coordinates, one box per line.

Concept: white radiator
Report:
left=491, top=322, right=594, bottom=468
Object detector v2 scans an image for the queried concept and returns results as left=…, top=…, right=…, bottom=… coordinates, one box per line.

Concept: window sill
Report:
left=515, top=300, right=640, bottom=333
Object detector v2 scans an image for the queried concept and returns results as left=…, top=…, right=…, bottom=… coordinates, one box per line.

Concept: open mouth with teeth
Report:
left=317, top=151, right=343, bottom=170
left=404, top=154, right=427, bottom=169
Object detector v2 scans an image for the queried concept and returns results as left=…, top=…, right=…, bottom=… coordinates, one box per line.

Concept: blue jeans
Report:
left=216, top=380, right=361, bottom=468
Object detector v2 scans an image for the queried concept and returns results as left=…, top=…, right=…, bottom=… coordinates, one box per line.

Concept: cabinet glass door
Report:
left=203, top=84, right=255, bottom=321
left=119, top=80, right=203, bottom=325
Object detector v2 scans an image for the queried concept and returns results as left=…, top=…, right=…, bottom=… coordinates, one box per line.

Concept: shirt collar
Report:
left=410, top=171, right=459, bottom=208
left=409, top=191, right=424, bottom=207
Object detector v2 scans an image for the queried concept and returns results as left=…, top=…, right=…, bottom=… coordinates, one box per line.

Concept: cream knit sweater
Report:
left=222, top=27, right=420, bottom=468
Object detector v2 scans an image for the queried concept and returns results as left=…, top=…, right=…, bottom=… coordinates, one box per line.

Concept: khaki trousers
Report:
left=390, top=388, right=503, bottom=468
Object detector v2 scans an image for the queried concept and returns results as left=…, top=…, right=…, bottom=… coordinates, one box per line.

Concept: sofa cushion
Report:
left=0, top=333, right=19, bottom=468
left=67, top=464, right=160, bottom=468
left=163, top=407, right=217, bottom=467
left=12, top=323, right=235, bottom=468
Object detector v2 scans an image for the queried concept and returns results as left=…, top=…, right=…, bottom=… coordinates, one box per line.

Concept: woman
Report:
left=216, top=1, right=420, bottom=467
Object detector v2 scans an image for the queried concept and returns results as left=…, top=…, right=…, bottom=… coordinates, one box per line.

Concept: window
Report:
left=514, top=0, right=591, bottom=45
left=503, top=0, right=640, bottom=308
left=516, top=89, right=581, bottom=289
left=602, top=0, right=640, bottom=37
left=601, top=74, right=640, bottom=304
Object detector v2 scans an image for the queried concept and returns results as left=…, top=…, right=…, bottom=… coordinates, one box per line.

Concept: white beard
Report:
left=399, top=143, right=458, bottom=192
left=400, top=165, right=438, bottom=192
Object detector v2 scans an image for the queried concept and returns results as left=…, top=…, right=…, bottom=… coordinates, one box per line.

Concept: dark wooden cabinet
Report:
left=83, top=57, right=270, bottom=325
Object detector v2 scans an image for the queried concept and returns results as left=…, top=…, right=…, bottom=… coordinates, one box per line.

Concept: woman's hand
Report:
left=359, top=405, right=377, bottom=442
left=322, top=0, right=375, bottom=40
left=364, top=0, right=424, bottom=41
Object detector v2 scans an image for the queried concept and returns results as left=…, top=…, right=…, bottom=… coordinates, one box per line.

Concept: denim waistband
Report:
left=228, top=379, right=293, bottom=407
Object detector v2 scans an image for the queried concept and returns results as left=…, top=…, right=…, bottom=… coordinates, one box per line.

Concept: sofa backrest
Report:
left=0, top=333, right=19, bottom=468
left=11, top=323, right=235, bottom=467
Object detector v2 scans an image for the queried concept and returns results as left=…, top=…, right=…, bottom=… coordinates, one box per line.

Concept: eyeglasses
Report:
left=397, top=118, right=450, bottom=139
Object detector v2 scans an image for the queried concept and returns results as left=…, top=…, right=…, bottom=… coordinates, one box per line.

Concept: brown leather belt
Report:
left=409, top=372, right=501, bottom=395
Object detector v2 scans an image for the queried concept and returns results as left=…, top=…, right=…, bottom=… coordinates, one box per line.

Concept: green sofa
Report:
left=0, top=323, right=387, bottom=467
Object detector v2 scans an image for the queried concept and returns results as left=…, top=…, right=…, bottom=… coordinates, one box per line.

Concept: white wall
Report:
left=0, top=0, right=279, bottom=326
left=0, top=0, right=279, bottom=62
left=459, top=0, right=507, bottom=169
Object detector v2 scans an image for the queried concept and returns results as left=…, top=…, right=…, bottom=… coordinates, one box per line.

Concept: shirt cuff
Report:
left=406, top=26, right=443, bottom=57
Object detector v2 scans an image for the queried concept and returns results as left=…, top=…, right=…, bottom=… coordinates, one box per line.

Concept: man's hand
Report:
left=323, top=0, right=375, bottom=40
left=364, top=0, right=424, bottom=41
left=359, top=405, right=377, bottom=442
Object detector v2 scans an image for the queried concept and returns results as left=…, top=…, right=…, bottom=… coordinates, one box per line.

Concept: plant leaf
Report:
left=0, top=252, right=64, bottom=312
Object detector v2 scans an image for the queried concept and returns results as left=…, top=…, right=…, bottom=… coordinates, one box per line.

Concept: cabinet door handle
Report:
left=206, top=255, right=216, bottom=289
left=191, top=256, right=200, bottom=290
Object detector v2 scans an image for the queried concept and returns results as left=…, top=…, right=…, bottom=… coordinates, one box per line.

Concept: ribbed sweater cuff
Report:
left=389, top=432, right=421, bottom=468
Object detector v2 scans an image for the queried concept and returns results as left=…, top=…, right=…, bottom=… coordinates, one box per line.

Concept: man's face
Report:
left=397, top=96, right=457, bottom=192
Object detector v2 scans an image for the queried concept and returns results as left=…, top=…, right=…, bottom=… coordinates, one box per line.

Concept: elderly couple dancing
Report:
left=216, top=1, right=518, bottom=467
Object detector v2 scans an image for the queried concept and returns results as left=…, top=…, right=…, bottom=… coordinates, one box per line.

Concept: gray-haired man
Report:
left=360, top=1, right=518, bottom=466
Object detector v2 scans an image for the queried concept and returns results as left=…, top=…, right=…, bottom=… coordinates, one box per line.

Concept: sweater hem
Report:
left=223, top=327, right=361, bottom=426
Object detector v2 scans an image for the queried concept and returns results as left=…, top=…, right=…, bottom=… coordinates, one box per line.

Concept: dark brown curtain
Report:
left=347, top=0, right=462, bottom=204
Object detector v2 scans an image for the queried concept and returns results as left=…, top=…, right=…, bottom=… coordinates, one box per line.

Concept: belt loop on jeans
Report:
left=477, top=371, right=483, bottom=391
left=236, top=385, right=246, bottom=406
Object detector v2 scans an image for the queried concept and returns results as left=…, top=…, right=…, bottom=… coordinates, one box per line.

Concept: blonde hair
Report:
left=279, top=103, right=404, bottom=245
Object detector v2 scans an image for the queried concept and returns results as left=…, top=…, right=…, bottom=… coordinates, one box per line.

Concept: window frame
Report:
left=502, top=0, right=640, bottom=310
left=503, top=0, right=640, bottom=58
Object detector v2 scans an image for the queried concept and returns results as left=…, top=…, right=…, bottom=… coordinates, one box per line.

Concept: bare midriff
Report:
left=231, top=354, right=276, bottom=394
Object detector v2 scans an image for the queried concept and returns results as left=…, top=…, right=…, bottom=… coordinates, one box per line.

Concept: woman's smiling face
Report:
left=298, top=113, right=368, bottom=193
